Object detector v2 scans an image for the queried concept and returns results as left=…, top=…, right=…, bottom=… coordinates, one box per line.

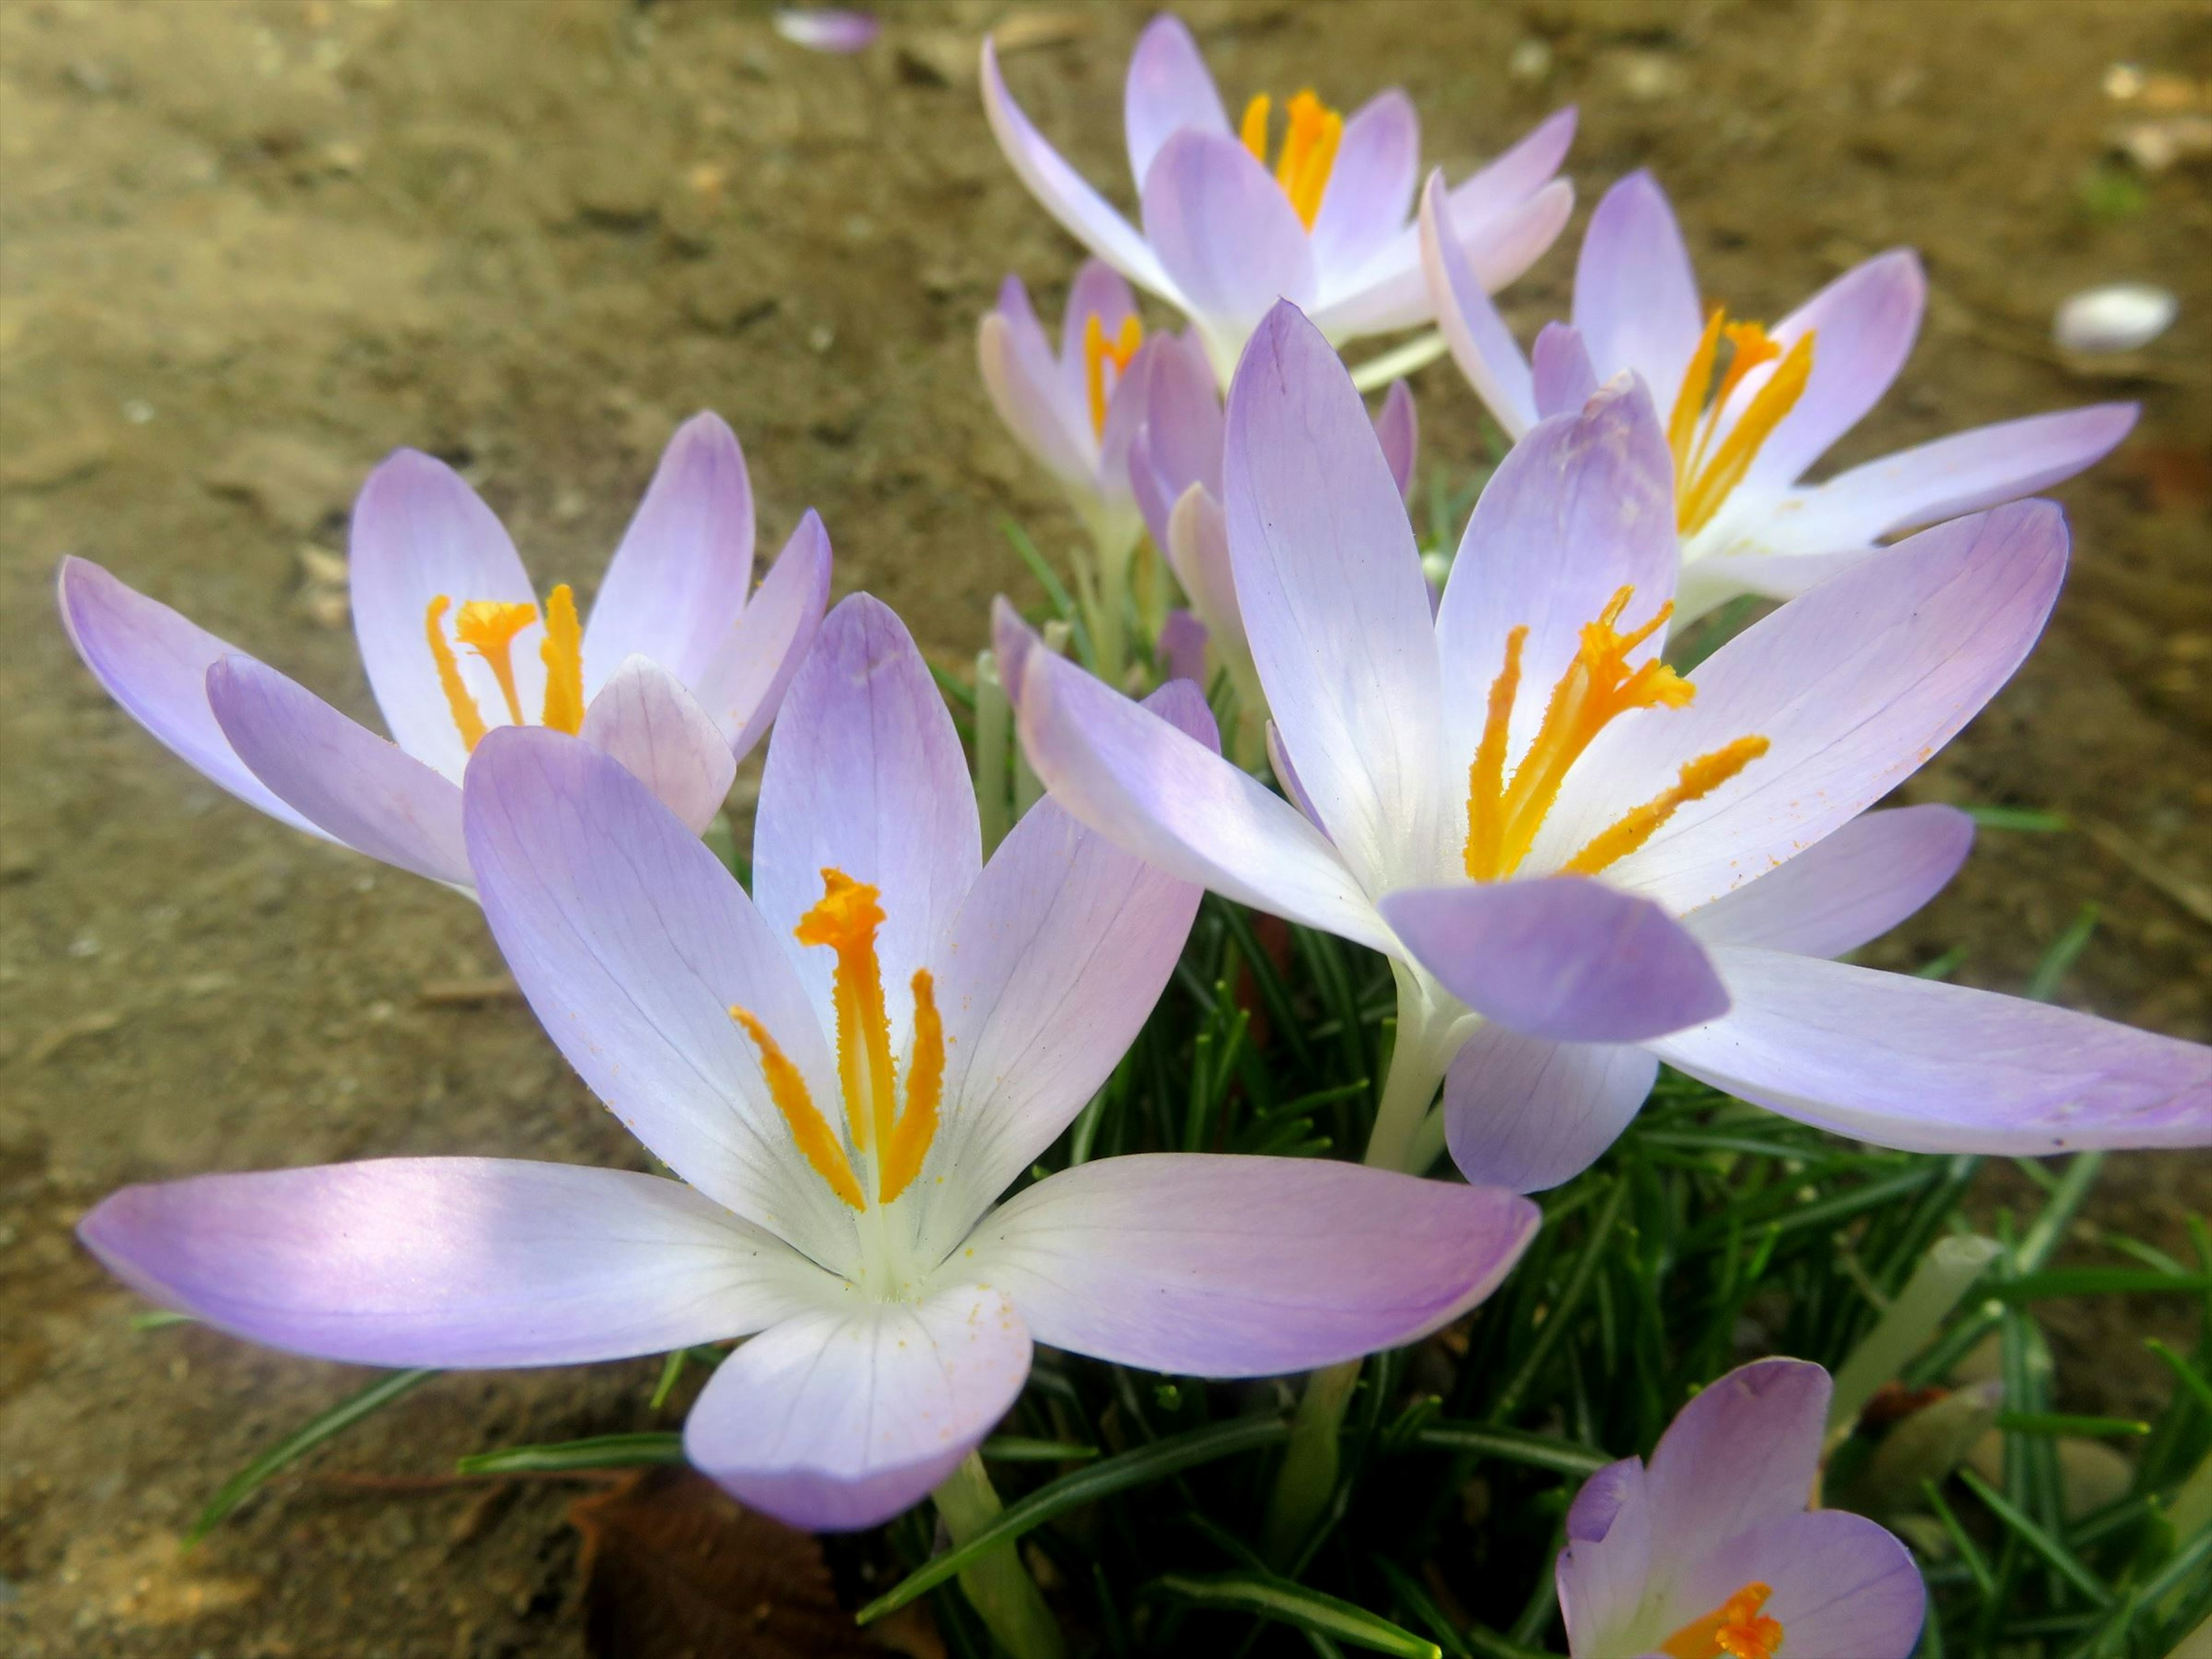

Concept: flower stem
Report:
left=931, top=1452, right=1066, bottom=1659
left=975, top=650, right=1011, bottom=858
left=1363, top=969, right=1457, bottom=1173
left=1263, top=1354, right=1361, bottom=1564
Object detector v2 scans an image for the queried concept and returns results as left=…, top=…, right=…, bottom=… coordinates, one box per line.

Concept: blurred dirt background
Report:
left=1, top=0, right=2207, bottom=1653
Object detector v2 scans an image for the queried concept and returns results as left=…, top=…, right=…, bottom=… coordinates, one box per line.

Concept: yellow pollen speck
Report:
left=1238, top=87, right=1343, bottom=231
left=1082, top=311, right=1144, bottom=441
left=1667, top=307, right=1816, bottom=536
left=1661, top=1582, right=1785, bottom=1659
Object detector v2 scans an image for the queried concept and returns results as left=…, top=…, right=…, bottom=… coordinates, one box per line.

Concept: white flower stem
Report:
left=932, top=1452, right=1066, bottom=1659
left=1348, top=329, right=1449, bottom=393
left=1825, top=1233, right=2003, bottom=1445
left=1266, top=974, right=1459, bottom=1559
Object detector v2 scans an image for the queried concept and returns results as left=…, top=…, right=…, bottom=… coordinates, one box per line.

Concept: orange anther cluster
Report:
left=1660, top=1581, right=1786, bottom=1659
left=1084, top=311, right=1145, bottom=440
left=1239, top=89, right=1343, bottom=230
left=422, top=583, right=588, bottom=750
left=1667, top=308, right=1816, bottom=536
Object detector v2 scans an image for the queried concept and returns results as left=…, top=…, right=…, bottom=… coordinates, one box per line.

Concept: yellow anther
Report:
left=451, top=599, right=539, bottom=727
left=1238, top=86, right=1344, bottom=232
left=729, top=1005, right=865, bottom=1211
left=539, top=582, right=585, bottom=735
left=1083, top=311, right=1145, bottom=441
left=1563, top=733, right=1771, bottom=876
left=1661, top=1581, right=1785, bottom=1659
left=877, top=969, right=943, bottom=1205
left=1667, top=306, right=1816, bottom=536
left=424, top=595, right=488, bottom=752
left=1463, top=586, right=1698, bottom=882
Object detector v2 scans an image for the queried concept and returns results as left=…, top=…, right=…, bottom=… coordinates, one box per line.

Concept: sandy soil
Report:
left=1, top=1, right=2207, bottom=1652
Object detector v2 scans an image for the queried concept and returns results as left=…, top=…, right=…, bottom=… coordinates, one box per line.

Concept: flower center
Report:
left=1666, top=308, right=1816, bottom=537
left=1463, top=585, right=1768, bottom=882
left=1084, top=310, right=1145, bottom=440
left=729, top=868, right=944, bottom=1214
left=423, top=586, right=585, bottom=751
left=1661, top=1581, right=1786, bottom=1659
left=1238, top=89, right=1344, bottom=231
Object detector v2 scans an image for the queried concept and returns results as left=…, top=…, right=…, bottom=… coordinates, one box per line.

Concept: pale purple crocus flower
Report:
left=772, top=8, right=878, bottom=54
left=983, top=13, right=1576, bottom=385
left=1009, top=301, right=2212, bottom=1187
left=1421, top=170, right=2138, bottom=622
left=1125, top=322, right=1415, bottom=761
left=58, top=415, right=829, bottom=892
left=1558, top=1360, right=1925, bottom=1659
left=79, top=593, right=1540, bottom=1532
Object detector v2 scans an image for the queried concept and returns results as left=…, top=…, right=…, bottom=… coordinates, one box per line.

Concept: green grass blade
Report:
left=456, top=1431, right=685, bottom=1474
left=1410, top=1422, right=1612, bottom=1478
left=1995, top=1413, right=2149, bottom=1439
left=189, top=1368, right=436, bottom=1544
left=980, top=1437, right=1100, bottom=1463
left=855, top=1415, right=1291, bottom=1623
left=1958, top=1467, right=2113, bottom=1608
left=1150, top=1571, right=1442, bottom=1658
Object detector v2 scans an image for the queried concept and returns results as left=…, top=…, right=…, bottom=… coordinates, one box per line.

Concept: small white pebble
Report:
left=2054, top=282, right=2177, bottom=355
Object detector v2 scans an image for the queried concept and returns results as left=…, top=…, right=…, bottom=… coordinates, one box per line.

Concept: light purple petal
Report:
left=1573, top=172, right=1703, bottom=404
left=1136, top=327, right=1226, bottom=505
left=1765, top=403, right=2139, bottom=554
left=1556, top=1457, right=1654, bottom=1659
left=1744, top=251, right=1925, bottom=490
left=206, top=655, right=468, bottom=887
left=1266, top=719, right=1327, bottom=832
left=1433, top=376, right=1677, bottom=787
left=772, top=9, right=878, bottom=54
left=1444, top=105, right=1580, bottom=241
left=1529, top=323, right=1600, bottom=419
left=1538, top=503, right=2066, bottom=912
left=982, top=38, right=1175, bottom=301
left=1676, top=1510, right=1925, bottom=1659
left=1163, top=484, right=1245, bottom=661
left=958, top=1153, right=1539, bottom=1374
left=1656, top=946, right=2212, bottom=1154
left=1645, top=1359, right=1829, bottom=1552
left=350, top=450, right=538, bottom=782
left=919, top=681, right=1209, bottom=1257
left=1094, top=329, right=1159, bottom=509
left=1002, top=604, right=1393, bottom=952
left=752, top=594, right=982, bottom=1047
left=689, top=508, right=834, bottom=761
left=580, top=413, right=755, bottom=695
left=463, top=727, right=856, bottom=1269
left=578, top=655, right=738, bottom=836
left=1309, top=90, right=1420, bottom=289
left=684, top=1282, right=1029, bottom=1532
left=1443, top=1022, right=1658, bottom=1192
left=1158, top=607, right=1209, bottom=687
left=1225, top=301, right=1446, bottom=893
left=979, top=279, right=1096, bottom=490
left=1382, top=877, right=1728, bottom=1043
left=1142, top=130, right=1317, bottom=344
left=1684, top=805, right=1973, bottom=958
left=1122, top=14, right=1229, bottom=204
left=56, top=558, right=327, bottom=839
left=1373, top=378, right=1418, bottom=502
left=1418, top=170, right=1537, bottom=437
left=79, top=1158, right=830, bottom=1368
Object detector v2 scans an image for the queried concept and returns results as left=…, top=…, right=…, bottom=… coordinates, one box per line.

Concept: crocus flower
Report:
left=983, top=13, right=1576, bottom=384
left=1558, top=1359, right=1925, bottom=1659
left=1420, top=171, right=2138, bottom=622
left=1009, top=301, right=2211, bottom=1187
left=58, top=415, right=828, bottom=891
left=1126, top=323, right=1414, bottom=752
left=79, top=593, right=1540, bottom=1531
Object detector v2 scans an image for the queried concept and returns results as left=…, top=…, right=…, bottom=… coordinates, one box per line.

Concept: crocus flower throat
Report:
left=1661, top=1581, right=1786, bottom=1659
left=1084, top=311, right=1144, bottom=438
left=1666, top=309, right=1815, bottom=537
left=1238, top=89, right=1344, bottom=229
left=1463, top=586, right=1769, bottom=882
left=425, top=587, right=586, bottom=750
left=730, top=869, right=944, bottom=1218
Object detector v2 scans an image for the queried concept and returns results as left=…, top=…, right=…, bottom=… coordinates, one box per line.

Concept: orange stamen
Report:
left=1668, top=307, right=1817, bottom=536
left=729, top=1005, right=865, bottom=1211
left=539, top=582, right=585, bottom=735
left=1083, top=312, right=1145, bottom=441
left=1238, top=93, right=1271, bottom=164
left=1464, top=586, right=1693, bottom=881
left=1563, top=734, right=1771, bottom=876
left=451, top=599, right=539, bottom=727
left=1661, top=1582, right=1785, bottom=1659
left=424, top=595, right=488, bottom=752
left=877, top=969, right=943, bottom=1205
left=1238, top=86, right=1344, bottom=232
left=794, top=869, right=899, bottom=1164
